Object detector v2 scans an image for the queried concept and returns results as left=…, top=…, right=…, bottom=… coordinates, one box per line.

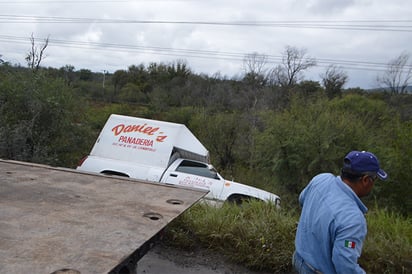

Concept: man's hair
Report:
left=341, top=169, right=363, bottom=183
left=341, top=168, right=377, bottom=183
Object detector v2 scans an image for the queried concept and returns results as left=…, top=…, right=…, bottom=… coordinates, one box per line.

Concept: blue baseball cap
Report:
left=343, top=150, right=388, bottom=180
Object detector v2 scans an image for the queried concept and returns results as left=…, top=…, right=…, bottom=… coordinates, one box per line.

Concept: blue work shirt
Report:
left=295, top=173, right=368, bottom=274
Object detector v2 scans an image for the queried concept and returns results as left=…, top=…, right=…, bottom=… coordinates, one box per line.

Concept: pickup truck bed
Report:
left=0, top=160, right=207, bottom=274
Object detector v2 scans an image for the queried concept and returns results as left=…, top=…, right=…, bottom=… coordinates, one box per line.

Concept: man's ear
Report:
left=362, top=175, right=373, bottom=187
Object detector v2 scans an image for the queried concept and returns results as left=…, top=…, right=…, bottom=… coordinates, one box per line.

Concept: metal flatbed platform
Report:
left=0, top=160, right=207, bottom=274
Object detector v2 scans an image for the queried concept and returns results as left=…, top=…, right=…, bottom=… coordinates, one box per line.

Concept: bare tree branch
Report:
left=243, top=52, right=268, bottom=76
left=241, top=52, right=269, bottom=111
left=26, top=33, right=49, bottom=72
left=268, top=45, right=317, bottom=87
left=377, top=52, right=412, bottom=94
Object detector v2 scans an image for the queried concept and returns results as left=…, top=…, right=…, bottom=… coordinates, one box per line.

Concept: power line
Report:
left=2, top=34, right=411, bottom=73
left=0, top=15, right=411, bottom=32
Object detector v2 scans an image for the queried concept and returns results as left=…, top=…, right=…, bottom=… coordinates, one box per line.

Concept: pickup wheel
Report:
left=227, top=194, right=253, bottom=205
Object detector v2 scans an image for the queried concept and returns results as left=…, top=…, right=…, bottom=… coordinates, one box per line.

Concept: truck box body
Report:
left=89, top=114, right=209, bottom=166
left=80, top=115, right=209, bottom=182
left=78, top=114, right=281, bottom=206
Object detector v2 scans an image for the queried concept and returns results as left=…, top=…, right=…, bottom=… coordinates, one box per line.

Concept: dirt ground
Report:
left=137, top=243, right=275, bottom=274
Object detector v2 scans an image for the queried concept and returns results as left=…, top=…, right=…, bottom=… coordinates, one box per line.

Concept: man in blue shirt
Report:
left=293, top=151, right=388, bottom=274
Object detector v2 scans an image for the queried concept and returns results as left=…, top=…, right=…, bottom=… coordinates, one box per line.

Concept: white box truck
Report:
left=77, top=114, right=280, bottom=206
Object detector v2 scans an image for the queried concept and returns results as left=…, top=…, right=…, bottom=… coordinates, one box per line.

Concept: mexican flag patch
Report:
left=345, top=240, right=356, bottom=248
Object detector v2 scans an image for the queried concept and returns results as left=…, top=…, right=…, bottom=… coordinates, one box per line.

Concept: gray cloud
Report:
left=0, top=0, right=410, bottom=88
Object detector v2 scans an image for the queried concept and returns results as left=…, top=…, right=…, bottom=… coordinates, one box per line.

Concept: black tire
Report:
left=227, top=194, right=250, bottom=205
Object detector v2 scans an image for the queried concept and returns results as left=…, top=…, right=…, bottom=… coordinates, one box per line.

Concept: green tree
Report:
left=293, top=80, right=323, bottom=99
left=128, top=64, right=150, bottom=93
left=118, top=82, right=148, bottom=103
left=255, top=94, right=394, bottom=195
left=0, top=69, right=88, bottom=167
left=112, top=69, right=129, bottom=101
left=79, top=69, right=93, bottom=81
left=60, top=65, right=76, bottom=86
left=189, top=112, right=247, bottom=172
left=321, top=65, right=348, bottom=99
left=373, top=120, right=412, bottom=215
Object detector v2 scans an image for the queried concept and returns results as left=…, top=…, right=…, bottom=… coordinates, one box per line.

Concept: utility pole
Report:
left=102, top=70, right=107, bottom=89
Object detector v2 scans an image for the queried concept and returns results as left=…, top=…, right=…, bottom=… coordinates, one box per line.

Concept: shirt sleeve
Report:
left=299, top=180, right=312, bottom=207
left=332, top=213, right=367, bottom=274
left=298, top=187, right=306, bottom=207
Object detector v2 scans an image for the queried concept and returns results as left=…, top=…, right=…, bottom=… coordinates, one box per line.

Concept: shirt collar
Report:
left=337, top=176, right=368, bottom=214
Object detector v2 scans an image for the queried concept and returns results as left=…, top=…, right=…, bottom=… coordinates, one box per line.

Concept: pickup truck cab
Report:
left=77, top=114, right=280, bottom=206
left=163, top=158, right=280, bottom=205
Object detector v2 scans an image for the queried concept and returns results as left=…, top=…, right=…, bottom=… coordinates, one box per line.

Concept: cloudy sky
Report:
left=1, top=0, right=411, bottom=88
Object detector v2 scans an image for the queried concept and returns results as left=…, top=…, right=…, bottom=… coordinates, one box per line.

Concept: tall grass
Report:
left=164, top=202, right=412, bottom=273
left=164, top=201, right=298, bottom=273
left=361, top=208, right=412, bottom=273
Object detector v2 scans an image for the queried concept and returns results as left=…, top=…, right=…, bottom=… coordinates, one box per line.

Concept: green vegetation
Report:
left=1, top=59, right=411, bottom=272
left=164, top=203, right=411, bottom=273
left=164, top=201, right=297, bottom=273
left=362, top=208, right=412, bottom=273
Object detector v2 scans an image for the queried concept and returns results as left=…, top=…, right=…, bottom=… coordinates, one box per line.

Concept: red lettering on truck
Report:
left=112, top=123, right=167, bottom=142
left=118, top=136, right=154, bottom=147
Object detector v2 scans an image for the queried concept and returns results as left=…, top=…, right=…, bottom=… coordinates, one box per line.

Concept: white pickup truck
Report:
left=77, top=114, right=280, bottom=206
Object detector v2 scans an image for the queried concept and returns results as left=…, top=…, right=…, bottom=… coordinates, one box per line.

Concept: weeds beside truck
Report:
left=77, top=114, right=281, bottom=206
